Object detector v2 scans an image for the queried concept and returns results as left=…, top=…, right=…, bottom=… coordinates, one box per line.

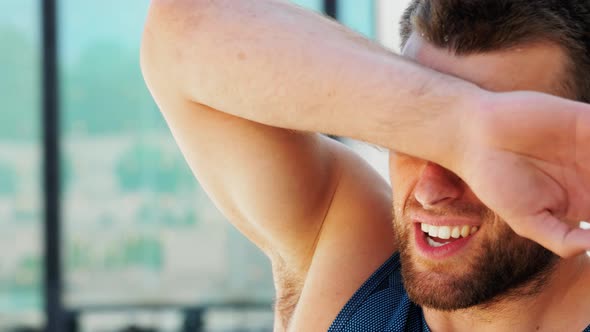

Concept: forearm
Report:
left=142, top=0, right=482, bottom=166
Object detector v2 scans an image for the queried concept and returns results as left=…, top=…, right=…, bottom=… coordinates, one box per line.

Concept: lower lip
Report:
left=414, top=224, right=475, bottom=259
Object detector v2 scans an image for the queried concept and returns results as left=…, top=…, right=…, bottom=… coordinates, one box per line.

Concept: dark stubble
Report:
left=394, top=198, right=558, bottom=311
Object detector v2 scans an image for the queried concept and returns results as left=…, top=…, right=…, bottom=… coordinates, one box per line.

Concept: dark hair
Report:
left=400, top=0, right=590, bottom=102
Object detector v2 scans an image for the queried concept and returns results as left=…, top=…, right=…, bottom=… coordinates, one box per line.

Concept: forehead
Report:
left=402, top=32, right=568, bottom=95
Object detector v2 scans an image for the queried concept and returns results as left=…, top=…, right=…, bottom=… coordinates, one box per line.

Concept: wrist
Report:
left=421, top=78, right=488, bottom=174
left=448, top=85, right=497, bottom=178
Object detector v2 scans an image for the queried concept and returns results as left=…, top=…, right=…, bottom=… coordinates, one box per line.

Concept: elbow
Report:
left=141, top=0, right=199, bottom=85
left=139, top=8, right=161, bottom=92
left=141, top=1, right=189, bottom=101
left=147, top=0, right=214, bottom=14
left=145, top=0, right=218, bottom=33
left=141, top=0, right=214, bottom=52
left=141, top=0, right=225, bottom=103
left=141, top=0, right=219, bottom=73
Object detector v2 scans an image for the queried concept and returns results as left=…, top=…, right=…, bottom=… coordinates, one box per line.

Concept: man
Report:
left=140, top=0, right=590, bottom=330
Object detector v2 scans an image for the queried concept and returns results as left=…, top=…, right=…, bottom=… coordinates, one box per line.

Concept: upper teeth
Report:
left=421, top=223, right=478, bottom=240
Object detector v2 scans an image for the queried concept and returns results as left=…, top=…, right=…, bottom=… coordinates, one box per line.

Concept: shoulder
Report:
left=328, top=253, right=424, bottom=332
left=272, top=141, right=398, bottom=331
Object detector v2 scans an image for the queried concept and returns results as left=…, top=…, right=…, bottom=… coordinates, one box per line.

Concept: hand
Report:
left=459, top=91, right=590, bottom=257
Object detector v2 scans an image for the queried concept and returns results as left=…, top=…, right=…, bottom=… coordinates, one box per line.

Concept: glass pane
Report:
left=376, top=0, right=414, bottom=52
left=79, top=310, right=183, bottom=332
left=77, top=308, right=274, bottom=332
left=0, top=0, right=44, bottom=330
left=338, top=0, right=376, bottom=38
left=290, top=0, right=323, bottom=12
left=59, top=0, right=274, bottom=320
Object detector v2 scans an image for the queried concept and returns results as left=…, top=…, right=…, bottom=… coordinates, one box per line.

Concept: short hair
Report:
left=399, top=0, right=590, bottom=102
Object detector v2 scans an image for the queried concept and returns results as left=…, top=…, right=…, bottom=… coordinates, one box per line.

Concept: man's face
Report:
left=390, top=33, right=567, bottom=310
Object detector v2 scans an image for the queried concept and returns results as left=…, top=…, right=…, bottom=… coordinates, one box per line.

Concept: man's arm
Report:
left=140, top=0, right=481, bottom=264
left=143, top=0, right=590, bottom=261
left=142, top=2, right=400, bottom=329
left=142, top=0, right=477, bottom=165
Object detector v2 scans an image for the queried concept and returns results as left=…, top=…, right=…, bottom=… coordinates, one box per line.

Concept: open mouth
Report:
left=421, top=223, right=479, bottom=247
left=414, top=222, right=480, bottom=258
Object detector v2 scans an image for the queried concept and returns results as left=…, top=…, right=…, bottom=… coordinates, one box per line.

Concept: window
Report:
left=1, top=1, right=419, bottom=330
left=59, top=0, right=274, bottom=314
left=338, top=0, right=376, bottom=38
left=0, top=0, right=44, bottom=330
left=290, top=0, right=323, bottom=12
left=58, top=1, right=275, bottom=330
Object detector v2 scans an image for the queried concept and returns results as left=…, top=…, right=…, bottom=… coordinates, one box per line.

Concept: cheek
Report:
left=489, top=216, right=517, bottom=239
left=462, top=184, right=486, bottom=206
left=389, top=153, right=425, bottom=209
left=475, top=215, right=518, bottom=255
left=389, top=153, right=424, bottom=190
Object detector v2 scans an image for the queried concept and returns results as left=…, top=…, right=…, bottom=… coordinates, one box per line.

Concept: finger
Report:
left=514, top=212, right=590, bottom=258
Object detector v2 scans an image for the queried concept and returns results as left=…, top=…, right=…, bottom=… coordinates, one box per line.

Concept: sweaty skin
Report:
left=140, top=0, right=590, bottom=330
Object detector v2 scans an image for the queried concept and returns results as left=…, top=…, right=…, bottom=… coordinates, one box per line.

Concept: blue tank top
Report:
left=329, top=253, right=590, bottom=332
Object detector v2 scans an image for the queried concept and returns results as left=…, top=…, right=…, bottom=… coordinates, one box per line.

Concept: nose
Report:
left=413, top=162, right=464, bottom=209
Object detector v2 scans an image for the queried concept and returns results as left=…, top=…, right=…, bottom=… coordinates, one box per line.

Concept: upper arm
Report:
left=158, top=98, right=342, bottom=263
left=141, top=1, right=343, bottom=264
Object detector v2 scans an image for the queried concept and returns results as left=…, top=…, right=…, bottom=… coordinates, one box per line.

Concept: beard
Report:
left=394, top=197, right=558, bottom=311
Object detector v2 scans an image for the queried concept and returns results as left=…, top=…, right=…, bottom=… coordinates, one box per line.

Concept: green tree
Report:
left=0, top=161, right=17, bottom=196
left=116, top=142, right=195, bottom=193
left=0, top=27, right=39, bottom=141
left=13, top=254, right=41, bottom=291
left=62, top=41, right=163, bottom=135
left=60, top=155, right=74, bottom=192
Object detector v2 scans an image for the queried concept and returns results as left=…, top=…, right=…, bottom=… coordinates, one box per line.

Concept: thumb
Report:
left=512, top=211, right=590, bottom=258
